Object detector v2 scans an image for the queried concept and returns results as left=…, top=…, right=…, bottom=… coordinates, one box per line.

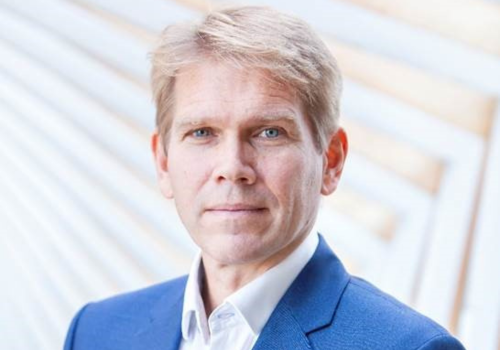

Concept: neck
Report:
left=200, top=261, right=261, bottom=315
left=200, top=234, right=308, bottom=316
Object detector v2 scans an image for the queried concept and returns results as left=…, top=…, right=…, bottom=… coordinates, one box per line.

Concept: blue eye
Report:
left=192, top=128, right=211, bottom=137
left=262, top=128, right=280, bottom=138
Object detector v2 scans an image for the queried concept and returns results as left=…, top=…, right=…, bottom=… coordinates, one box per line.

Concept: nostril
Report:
left=215, top=164, right=257, bottom=185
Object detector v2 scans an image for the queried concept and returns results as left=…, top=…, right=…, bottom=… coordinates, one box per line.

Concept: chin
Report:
left=205, top=232, right=275, bottom=265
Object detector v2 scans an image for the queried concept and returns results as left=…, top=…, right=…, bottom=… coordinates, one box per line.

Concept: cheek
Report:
left=260, top=150, right=320, bottom=206
left=168, top=151, right=210, bottom=203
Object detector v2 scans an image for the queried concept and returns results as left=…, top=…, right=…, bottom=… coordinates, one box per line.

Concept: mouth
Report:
left=205, top=204, right=267, bottom=215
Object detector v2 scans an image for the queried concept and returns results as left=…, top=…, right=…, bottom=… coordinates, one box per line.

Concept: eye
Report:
left=260, top=128, right=281, bottom=138
left=191, top=128, right=211, bottom=138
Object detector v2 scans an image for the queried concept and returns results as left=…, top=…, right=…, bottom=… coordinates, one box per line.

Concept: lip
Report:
left=205, top=204, right=267, bottom=213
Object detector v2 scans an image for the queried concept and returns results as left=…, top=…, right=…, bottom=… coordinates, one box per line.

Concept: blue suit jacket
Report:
left=64, top=236, right=466, bottom=349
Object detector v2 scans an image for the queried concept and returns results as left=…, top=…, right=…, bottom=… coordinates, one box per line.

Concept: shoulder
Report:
left=342, top=276, right=444, bottom=332
left=83, top=275, right=187, bottom=317
left=64, top=275, right=187, bottom=350
left=312, top=276, right=465, bottom=349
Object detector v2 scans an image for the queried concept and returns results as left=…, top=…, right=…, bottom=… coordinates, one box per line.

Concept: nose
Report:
left=213, top=137, right=256, bottom=185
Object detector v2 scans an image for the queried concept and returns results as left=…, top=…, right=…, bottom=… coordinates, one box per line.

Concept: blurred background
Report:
left=0, top=0, right=499, bottom=349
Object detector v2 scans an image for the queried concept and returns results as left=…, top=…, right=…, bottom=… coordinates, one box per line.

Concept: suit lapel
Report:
left=251, top=304, right=311, bottom=350
left=253, top=235, right=350, bottom=350
left=132, top=278, right=186, bottom=350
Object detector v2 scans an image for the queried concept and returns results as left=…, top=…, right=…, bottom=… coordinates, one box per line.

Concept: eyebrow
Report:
left=173, top=117, right=206, bottom=129
left=252, top=112, right=298, bottom=124
left=173, top=109, right=300, bottom=130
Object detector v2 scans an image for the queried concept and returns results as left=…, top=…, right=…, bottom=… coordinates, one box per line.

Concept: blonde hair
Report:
left=150, top=6, right=342, bottom=151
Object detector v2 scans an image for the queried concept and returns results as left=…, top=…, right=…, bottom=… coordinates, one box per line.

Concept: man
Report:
left=64, top=6, right=466, bottom=350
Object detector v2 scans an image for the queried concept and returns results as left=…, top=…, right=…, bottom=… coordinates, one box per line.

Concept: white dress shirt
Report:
left=179, top=232, right=319, bottom=350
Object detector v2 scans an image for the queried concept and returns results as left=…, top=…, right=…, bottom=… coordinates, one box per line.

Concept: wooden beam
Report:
left=69, top=0, right=156, bottom=43
left=171, top=0, right=212, bottom=13
left=326, top=37, right=495, bottom=136
left=337, top=0, right=500, bottom=57
left=455, top=104, right=500, bottom=349
left=324, top=186, right=397, bottom=241
left=344, top=118, right=444, bottom=193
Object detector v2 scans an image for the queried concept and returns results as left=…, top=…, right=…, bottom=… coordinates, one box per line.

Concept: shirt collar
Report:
left=181, top=252, right=208, bottom=342
left=227, top=232, right=319, bottom=335
left=181, top=232, right=319, bottom=340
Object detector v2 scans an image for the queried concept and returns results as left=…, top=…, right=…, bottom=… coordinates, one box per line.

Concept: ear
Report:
left=151, top=131, right=174, bottom=199
left=321, top=127, right=348, bottom=195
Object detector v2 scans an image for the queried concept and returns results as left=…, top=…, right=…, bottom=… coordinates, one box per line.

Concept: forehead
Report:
left=173, top=61, right=304, bottom=122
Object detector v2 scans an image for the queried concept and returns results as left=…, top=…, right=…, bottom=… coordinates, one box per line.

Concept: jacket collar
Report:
left=252, top=234, right=350, bottom=350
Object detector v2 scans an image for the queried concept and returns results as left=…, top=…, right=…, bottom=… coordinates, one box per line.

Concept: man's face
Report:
left=152, top=61, right=346, bottom=268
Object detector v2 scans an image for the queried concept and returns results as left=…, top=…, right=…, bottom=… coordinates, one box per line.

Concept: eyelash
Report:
left=258, top=127, right=282, bottom=139
left=191, top=128, right=212, bottom=138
